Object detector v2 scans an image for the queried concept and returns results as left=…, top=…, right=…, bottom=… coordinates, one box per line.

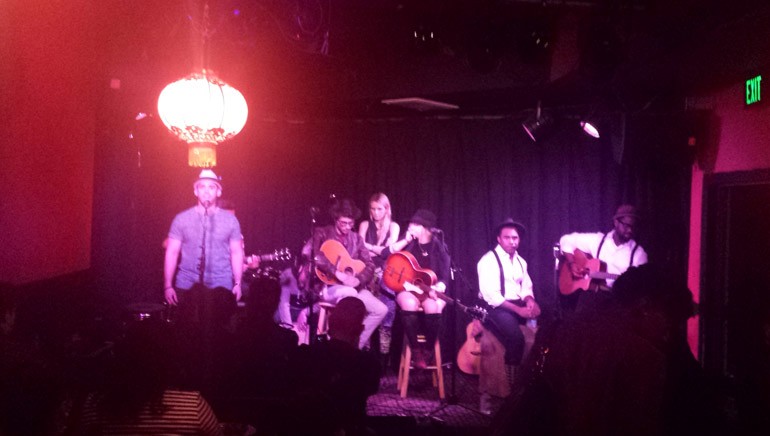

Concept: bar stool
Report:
left=397, top=333, right=445, bottom=399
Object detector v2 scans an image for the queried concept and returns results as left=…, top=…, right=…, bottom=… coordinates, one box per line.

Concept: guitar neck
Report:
left=408, top=282, right=487, bottom=321
left=589, top=271, right=619, bottom=280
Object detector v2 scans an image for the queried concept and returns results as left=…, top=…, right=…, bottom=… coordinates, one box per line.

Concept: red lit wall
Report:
left=0, top=0, right=96, bottom=284
left=688, top=81, right=770, bottom=355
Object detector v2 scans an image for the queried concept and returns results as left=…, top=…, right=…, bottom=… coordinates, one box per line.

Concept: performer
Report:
left=299, top=198, right=387, bottom=350
left=163, top=169, right=244, bottom=383
left=381, top=209, right=450, bottom=369
left=477, top=218, right=540, bottom=367
left=559, top=204, right=648, bottom=290
left=358, top=193, right=401, bottom=263
left=358, top=193, right=400, bottom=360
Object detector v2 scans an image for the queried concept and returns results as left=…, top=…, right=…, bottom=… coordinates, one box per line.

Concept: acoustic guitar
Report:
left=457, top=320, right=483, bottom=375
left=243, top=248, right=293, bottom=281
left=245, top=247, right=292, bottom=267
left=382, top=251, right=487, bottom=319
left=315, top=239, right=365, bottom=287
left=558, top=248, right=619, bottom=295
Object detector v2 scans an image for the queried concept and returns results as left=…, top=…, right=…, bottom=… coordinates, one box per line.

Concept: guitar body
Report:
left=558, top=249, right=609, bottom=295
left=315, top=240, right=366, bottom=286
left=382, top=251, right=437, bottom=301
left=457, top=321, right=482, bottom=375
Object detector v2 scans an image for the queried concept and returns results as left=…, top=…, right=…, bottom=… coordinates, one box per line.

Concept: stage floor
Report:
left=365, top=365, right=506, bottom=435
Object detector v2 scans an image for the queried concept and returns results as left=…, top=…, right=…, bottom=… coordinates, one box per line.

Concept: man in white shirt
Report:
left=559, top=204, right=648, bottom=290
left=477, top=218, right=541, bottom=366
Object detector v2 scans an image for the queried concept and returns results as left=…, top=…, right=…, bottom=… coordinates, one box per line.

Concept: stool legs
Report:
left=396, top=335, right=445, bottom=399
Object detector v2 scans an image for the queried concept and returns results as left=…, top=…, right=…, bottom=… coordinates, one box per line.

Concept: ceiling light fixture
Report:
left=156, top=3, right=248, bottom=168
left=522, top=101, right=554, bottom=142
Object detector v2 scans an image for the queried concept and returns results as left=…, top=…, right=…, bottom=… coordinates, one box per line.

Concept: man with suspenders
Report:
left=477, top=218, right=541, bottom=367
left=558, top=204, right=649, bottom=310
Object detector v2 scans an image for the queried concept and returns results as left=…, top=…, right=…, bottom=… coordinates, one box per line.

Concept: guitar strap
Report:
left=491, top=249, right=524, bottom=298
left=597, top=232, right=640, bottom=269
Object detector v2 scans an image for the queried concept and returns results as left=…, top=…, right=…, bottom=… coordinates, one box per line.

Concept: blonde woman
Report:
left=358, top=193, right=400, bottom=361
left=358, top=193, right=401, bottom=265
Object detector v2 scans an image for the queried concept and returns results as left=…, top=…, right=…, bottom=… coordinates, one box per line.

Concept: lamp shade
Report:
left=157, top=71, right=248, bottom=167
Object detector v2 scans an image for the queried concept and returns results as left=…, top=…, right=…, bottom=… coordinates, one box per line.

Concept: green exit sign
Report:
left=746, top=75, right=762, bottom=105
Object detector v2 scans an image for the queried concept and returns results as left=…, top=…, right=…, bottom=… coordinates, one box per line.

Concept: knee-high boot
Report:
left=423, top=313, right=443, bottom=349
left=400, top=311, right=421, bottom=349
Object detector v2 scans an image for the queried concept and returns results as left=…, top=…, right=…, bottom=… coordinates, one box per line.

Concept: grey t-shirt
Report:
left=169, top=206, right=242, bottom=290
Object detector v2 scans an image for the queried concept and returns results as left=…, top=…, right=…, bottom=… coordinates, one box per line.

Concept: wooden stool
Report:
left=397, top=334, right=445, bottom=399
left=316, top=302, right=336, bottom=337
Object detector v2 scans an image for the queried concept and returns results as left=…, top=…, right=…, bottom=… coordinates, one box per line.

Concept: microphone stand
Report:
left=553, top=242, right=564, bottom=321
left=306, top=208, right=320, bottom=345
left=426, top=231, right=487, bottom=418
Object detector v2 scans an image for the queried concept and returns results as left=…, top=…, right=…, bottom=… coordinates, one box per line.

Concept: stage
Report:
left=364, top=364, right=503, bottom=435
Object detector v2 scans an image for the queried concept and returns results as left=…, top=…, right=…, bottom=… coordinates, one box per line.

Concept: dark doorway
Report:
left=703, top=169, right=770, bottom=432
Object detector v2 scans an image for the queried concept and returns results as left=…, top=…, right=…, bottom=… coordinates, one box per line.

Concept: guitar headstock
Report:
left=465, top=305, right=488, bottom=323
left=259, top=248, right=292, bottom=263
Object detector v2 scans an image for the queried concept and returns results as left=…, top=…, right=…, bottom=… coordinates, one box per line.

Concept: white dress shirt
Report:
left=559, top=230, right=648, bottom=287
left=477, top=245, right=534, bottom=308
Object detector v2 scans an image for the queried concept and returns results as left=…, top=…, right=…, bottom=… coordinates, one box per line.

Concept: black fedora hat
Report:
left=495, top=218, right=526, bottom=236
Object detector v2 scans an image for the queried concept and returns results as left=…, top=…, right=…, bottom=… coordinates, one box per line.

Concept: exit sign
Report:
left=746, top=75, right=762, bottom=105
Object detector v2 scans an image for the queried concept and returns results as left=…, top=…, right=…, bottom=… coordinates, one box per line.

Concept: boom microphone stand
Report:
left=427, top=230, right=487, bottom=418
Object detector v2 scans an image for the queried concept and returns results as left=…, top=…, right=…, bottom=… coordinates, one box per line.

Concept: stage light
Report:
left=580, top=119, right=600, bottom=138
left=522, top=102, right=554, bottom=142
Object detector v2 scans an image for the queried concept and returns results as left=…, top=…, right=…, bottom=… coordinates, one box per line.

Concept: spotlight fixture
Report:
left=580, top=118, right=600, bottom=138
left=522, top=102, right=554, bottom=142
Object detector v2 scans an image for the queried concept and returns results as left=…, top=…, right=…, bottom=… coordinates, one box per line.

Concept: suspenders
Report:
left=596, top=232, right=639, bottom=269
left=491, top=249, right=524, bottom=297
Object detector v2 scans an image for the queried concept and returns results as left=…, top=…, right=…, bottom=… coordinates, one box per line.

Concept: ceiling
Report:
left=109, top=0, right=770, bottom=121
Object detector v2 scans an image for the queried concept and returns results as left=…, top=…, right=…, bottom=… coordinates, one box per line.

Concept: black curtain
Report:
left=93, top=112, right=692, bottom=320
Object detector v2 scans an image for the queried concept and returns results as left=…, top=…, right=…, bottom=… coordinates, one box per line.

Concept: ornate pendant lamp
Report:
left=156, top=3, right=248, bottom=168
left=157, top=70, right=248, bottom=167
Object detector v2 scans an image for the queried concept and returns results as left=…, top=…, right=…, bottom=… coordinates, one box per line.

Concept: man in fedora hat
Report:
left=163, top=169, right=245, bottom=381
left=477, top=218, right=541, bottom=367
left=559, top=204, right=648, bottom=290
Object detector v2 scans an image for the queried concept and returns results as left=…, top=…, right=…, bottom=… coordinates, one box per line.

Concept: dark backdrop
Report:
left=92, top=110, right=693, bottom=322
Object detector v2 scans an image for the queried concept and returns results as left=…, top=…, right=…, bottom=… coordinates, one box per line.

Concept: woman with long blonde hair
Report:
left=358, top=193, right=400, bottom=262
left=358, top=193, right=400, bottom=362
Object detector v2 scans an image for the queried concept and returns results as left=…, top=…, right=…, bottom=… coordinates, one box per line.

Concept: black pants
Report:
left=484, top=300, right=527, bottom=365
left=173, top=284, right=236, bottom=388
